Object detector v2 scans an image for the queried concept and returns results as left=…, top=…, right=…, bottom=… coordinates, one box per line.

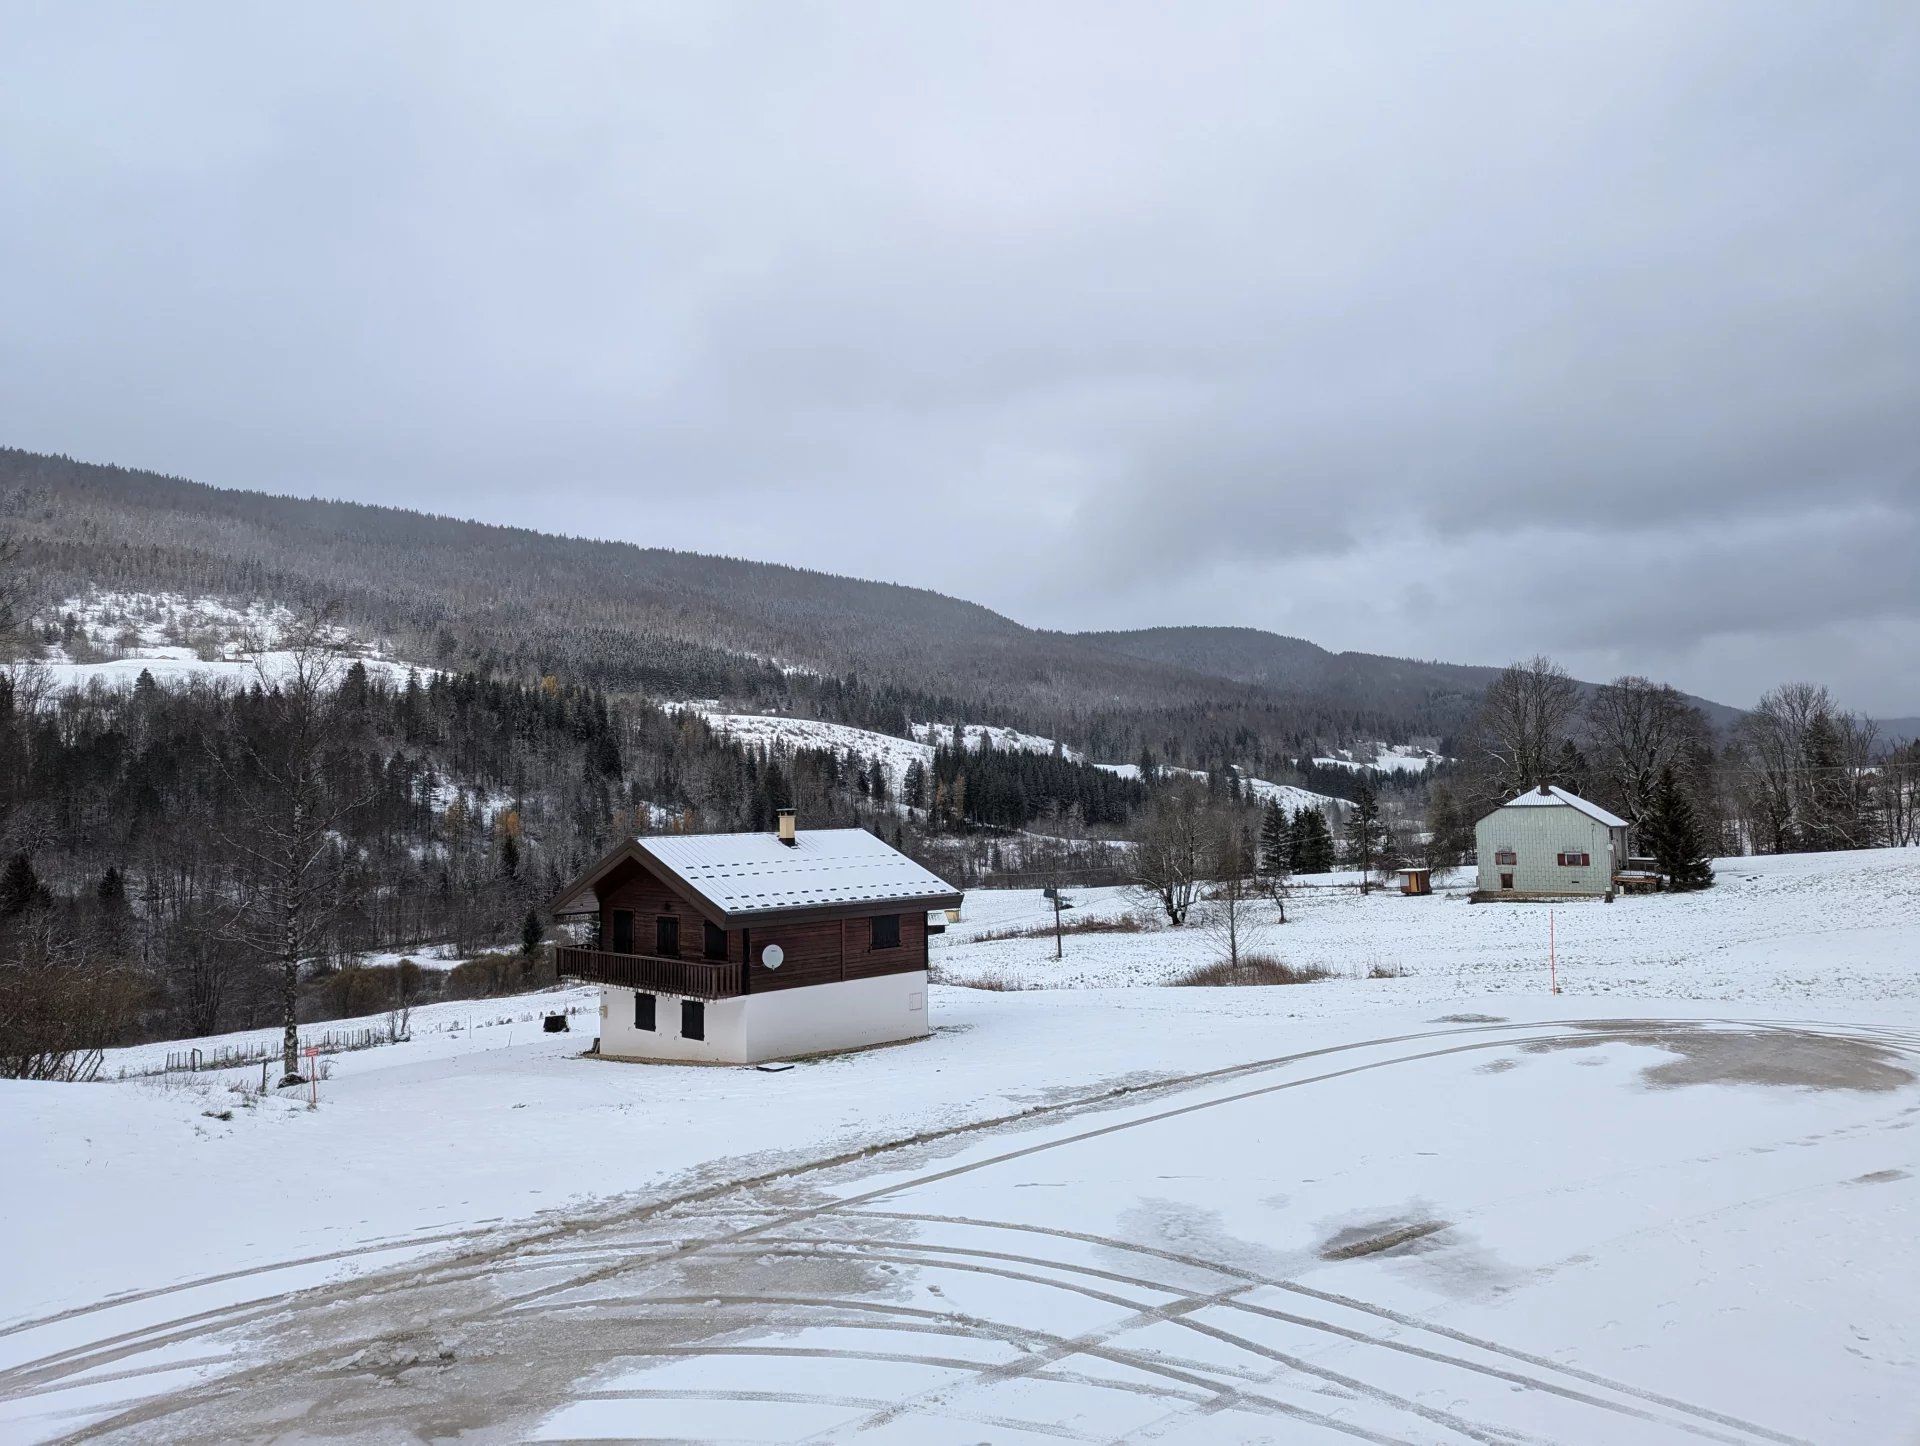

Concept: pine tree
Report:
left=1292, top=807, right=1336, bottom=874
left=520, top=908, right=545, bottom=957
left=1346, top=775, right=1384, bottom=893
left=1285, top=806, right=1310, bottom=873
left=0, top=852, right=43, bottom=916
left=1644, top=766, right=1714, bottom=891
left=1258, top=800, right=1288, bottom=878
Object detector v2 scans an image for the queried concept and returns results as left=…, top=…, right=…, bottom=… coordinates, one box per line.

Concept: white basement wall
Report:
left=598, top=971, right=930, bottom=1065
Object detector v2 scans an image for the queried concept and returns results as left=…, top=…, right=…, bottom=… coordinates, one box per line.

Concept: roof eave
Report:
left=720, top=891, right=965, bottom=928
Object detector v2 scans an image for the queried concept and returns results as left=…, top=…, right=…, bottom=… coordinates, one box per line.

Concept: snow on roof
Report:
left=1499, top=785, right=1630, bottom=830
left=637, top=827, right=962, bottom=920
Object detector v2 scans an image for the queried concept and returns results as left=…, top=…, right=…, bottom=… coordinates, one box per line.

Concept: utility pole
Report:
left=1044, top=879, right=1073, bottom=960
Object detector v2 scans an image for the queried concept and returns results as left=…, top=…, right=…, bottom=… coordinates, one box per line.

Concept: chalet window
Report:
left=680, top=999, right=705, bottom=1041
left=1557, top=851, right=1591, bottom=867
left=870, top=913, right=902, bottom=950
left=611, top=910, right=634, bottom=955
left=656, top=916, right=680, bottom=957
left=1494, top=849, right=1517, bottom=867
left=634, top=991, right=655, bottom=1032
left=703, top=921, right=728, bottom=961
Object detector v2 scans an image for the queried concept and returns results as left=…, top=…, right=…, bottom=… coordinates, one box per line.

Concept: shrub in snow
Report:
left=1174, top=954, right=1330, bottom=987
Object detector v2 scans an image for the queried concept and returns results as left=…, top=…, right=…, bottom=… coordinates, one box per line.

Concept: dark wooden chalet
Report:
left=548, top=813, right=963, bottom=1008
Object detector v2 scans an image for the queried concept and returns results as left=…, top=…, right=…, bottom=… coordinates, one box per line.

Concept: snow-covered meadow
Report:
left=19, top=591, right=428, bottom=693
left=938, top=846, right=1920, bottom=1001
left=668, top=708, right=1351, bottom=816
left=1, top=847, right=1915, bottom=1442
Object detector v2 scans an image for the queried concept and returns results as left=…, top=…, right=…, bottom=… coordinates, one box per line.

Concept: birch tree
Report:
left=215, top=624, right=366, bottom=1084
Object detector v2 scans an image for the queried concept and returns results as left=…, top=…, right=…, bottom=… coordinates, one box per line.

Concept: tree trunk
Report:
left=281, top=888, right=300, bottom=1083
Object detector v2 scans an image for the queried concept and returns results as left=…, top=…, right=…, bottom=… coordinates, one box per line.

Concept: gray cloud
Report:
left=2, top=2, right=1915, bottom=712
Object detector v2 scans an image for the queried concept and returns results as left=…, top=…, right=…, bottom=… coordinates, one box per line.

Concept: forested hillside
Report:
left=1, top=448, right=1512, bottom=758
left=1, top=446, right=1914, bottom=1071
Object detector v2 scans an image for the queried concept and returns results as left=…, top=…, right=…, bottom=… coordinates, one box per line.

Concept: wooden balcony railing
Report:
left=554, top=946, right=742, bottom=1000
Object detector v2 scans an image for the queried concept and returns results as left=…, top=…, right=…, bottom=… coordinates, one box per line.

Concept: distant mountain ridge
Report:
left=1078, top=625, right=1747, bottom=730
left=0, top=445, right=1756, bottom=754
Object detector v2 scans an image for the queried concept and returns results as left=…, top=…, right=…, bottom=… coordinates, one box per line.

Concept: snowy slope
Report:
left=675, top=710, right=1083, bottom=797
left=677, top=710, right=933, bottom=796
left=22, top=591, right=428, bottom=693
left=1095, top=761, right=1344, bottom=814
left=1313, top=742, right=1447, bottom=774
left=2, top=848, right=1918, bottom=1442
left=910, top=721, right=1082, bottom=760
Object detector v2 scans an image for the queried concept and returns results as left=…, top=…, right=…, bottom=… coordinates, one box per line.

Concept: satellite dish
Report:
left=761, top=943, right=785, bottom=970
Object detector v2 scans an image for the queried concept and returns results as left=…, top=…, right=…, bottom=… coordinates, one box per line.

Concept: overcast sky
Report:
left=4, top=3, right=1916, bottom=713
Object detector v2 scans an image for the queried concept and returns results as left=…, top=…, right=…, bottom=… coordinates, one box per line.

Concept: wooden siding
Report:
left=844, top=910, right=927, bottom=981
left=598, top=856, right=929, bottom=996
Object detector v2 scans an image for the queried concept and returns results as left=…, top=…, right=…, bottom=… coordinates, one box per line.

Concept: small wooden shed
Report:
left=1395, top=866, right=1432, bottom=896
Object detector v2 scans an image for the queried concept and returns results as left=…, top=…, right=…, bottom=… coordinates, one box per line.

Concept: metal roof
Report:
left=634, top=828, right=962, bottom=922
left=1498, top=785, right=1630, bottom=830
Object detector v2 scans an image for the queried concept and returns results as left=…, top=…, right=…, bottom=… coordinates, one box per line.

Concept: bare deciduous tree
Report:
left=1469, top=656, right=1581, bottom=801
left=1585, top=675, right=1710, bottom=827
left=1878, top=741, right=1920, bottom=847
left=1200, top=816, right=1265, bottom=977
left=214, top=619, right=370, bottom=1084
left=1130, top=787, right=1206, bottom=926
left=0, top=525, right=18, bottom=649
left=1731, top=682, right=1878, bottom=853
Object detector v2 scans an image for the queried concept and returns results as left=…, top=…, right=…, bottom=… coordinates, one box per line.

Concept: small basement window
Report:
left=870, top=913, right=902, bottom=950
left=634, top=991, right=655, bottom=1032
left=1494, top=849, right=1517, bottom=867
left=680, top=999, right=705, bottom=1041
left=703, top=921, right=727, bottom=961
left=656, top=916, right=680, bottom=957
left=1557, top=851, right=1591, bottom=867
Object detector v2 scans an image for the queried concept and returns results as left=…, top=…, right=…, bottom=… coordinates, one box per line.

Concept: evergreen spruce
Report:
left=1644, top=766, right=1714, bottom=891
left=1346, top=774, right=1384, bottom=893
left=520, top=908, right=545, bottom=957
left=1, top=852, right=43, bottom=916
left=1258, top=800, right=1288, bottom=877
left=1292, top=807, right=1336, bottom=874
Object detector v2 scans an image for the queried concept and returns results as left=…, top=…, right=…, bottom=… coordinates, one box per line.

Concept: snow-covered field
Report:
left=674, top=711, right=1084, bottom=802
left=911, top=721, right=1083, bottom=760
left=1313, top=743, right=1447, bottom=775
left=939, top=847, right=1920, bottom=1000
left=678, top=710, right=1348, bottom=817
left=1, top=849, right=1916, bottom=1442
left=19, top=591, right=427, bottom=693
left=1094, top=761, right=1343, bottom=815
left=677, top=711, right=937, bottom=798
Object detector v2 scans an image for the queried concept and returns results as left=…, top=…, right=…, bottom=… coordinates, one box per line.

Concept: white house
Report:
left=1474, top=785, right=1630, bottom=899
left=547, top=812, right=963, bottom=1064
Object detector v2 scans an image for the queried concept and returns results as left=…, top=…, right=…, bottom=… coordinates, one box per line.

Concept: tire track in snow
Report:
left=11, top=1016, right=1873, bottom=1443
left=638, top=1235, right=1765, bottom=1446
